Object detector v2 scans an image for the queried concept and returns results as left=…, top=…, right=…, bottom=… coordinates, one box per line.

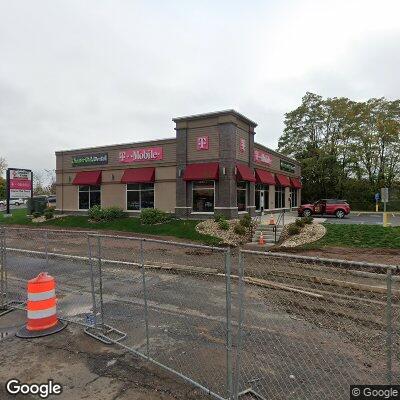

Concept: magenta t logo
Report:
left=196, top=136, right=209, bottom=150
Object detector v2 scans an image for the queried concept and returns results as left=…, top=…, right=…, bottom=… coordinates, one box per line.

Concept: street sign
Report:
left=381, top=188, right=389, bottom=203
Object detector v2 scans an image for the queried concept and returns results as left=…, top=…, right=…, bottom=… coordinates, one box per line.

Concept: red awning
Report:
left=236, top=164, right=256, bottom=182
left=290, top=177, right=302, bottom=189
left=121, top=167, right=155, bottom=184
left=255, top=169, right=275, bottom=185
left=183, top=162, right=219, bottom=181
left=72, top=171, right=102, bottom=185
left=275, top=174, right=291, bottom=187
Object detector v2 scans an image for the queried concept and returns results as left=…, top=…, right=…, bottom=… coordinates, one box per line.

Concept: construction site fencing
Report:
left=0, top=227, right=95, bottom=325
left=86, top=233, right=232, bottom=400
left=236, top=249, right=399, bottom=400
left=0, top=226, right=399, bottom=400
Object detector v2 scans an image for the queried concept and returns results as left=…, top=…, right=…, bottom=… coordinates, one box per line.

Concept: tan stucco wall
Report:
left=56, top=139, right=177, bottom=173
left=155, top=181, right=176, bottom=213
left=156, top=166, right=176, bottom=180
left=58, top=185, right=78, bottom=211
left=268, top=185, right=275, bottom=209
left=285, top=187, right=291, bottom=208
left=101, top=184, right=125, bottom=209
left=253, top=143, right=301, bottom=177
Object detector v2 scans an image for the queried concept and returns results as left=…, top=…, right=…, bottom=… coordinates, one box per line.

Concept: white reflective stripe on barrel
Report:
left=27, top=306, right=56, bottom=319
left=28, top=289, right=55, bottom=301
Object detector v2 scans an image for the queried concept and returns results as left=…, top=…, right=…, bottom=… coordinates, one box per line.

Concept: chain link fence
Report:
left=87, top=233, right=232, bottom=400
left=236, top=249, right=399, bottom=400
left=0, top=227, right=95, bottom=325
left=0, top=226, right=398, bottom=399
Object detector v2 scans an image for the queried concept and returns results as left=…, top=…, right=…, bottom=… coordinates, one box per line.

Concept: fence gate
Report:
left=236, top=249, right=399, bottom=400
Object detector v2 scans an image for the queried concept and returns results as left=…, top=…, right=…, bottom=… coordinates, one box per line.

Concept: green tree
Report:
left=0, top=176, right=5, bottom=199
left=278, top=93, right=400, bottom=205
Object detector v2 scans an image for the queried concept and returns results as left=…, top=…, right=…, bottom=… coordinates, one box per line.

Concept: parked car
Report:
left=47, top=195, right=56, bottom=205
left=298, top=199, right=351, bottom=219
left=0, top=198, right=26, bottom=207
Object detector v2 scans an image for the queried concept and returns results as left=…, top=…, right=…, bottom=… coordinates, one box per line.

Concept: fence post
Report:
left=87, top=235, right=98, bottom=327
left=386, top=268, right=393, bottom=384
left=0, top=227, right=4, bottom=309
left=96, top=236, right=105, bottom=329
left=140, top=239, right=150, bottom=359
left=234, top=250, right=245, bottom=400
left=44, top=230, right=49, bottom=269
left=225, top=248, right=233, bottom=400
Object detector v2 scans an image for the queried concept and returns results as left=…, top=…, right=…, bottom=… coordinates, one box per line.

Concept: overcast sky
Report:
left=1, top=0, right=399, bottom=174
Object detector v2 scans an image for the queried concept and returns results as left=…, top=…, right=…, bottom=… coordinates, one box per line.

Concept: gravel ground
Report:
left=280, top=223, right=326, bottom=248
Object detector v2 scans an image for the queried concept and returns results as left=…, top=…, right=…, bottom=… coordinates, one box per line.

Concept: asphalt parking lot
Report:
left=0, top=204, right=27, bottom=212
left=318, top=212, right=400, bottom=226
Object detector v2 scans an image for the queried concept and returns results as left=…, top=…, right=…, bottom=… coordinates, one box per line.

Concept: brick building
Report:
left=55, top=110, right=301, bottom=219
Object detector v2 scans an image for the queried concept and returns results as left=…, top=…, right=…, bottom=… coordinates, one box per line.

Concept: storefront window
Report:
left=192, top=181, right=214, bottom=212
left=237, top=181, right=247, bottom=212
left=127, top=183, right=154, bottom=210
left=255, top=184, right=269, bottom=211
left=79, top=185, right=101, bottom=210
left=275, top=185, right=286, bottom=208
left=290, top=188, right=298, bottom=208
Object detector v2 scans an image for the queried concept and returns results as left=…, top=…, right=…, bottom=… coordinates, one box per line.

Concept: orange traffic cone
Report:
left=17, top=272, right=67, bottom=338
left=269, top=213, right=275, bottom=225
left=259, top=232, right=265, bottom=245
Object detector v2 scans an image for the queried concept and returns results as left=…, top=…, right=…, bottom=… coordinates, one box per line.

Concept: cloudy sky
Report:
left=0, top=0, right=399, bottom=174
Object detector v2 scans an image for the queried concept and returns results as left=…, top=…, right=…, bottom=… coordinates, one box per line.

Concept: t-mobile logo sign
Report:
left=196, top=136, right=209, bottom=150
left=240, top=138, right=246, bottom=152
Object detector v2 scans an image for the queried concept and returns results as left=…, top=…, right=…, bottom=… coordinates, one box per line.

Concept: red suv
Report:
left=298, top=199, right=350, bottom=219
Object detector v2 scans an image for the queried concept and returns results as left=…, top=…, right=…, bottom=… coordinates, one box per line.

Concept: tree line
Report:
left=278, top=92, right=400, bottom=209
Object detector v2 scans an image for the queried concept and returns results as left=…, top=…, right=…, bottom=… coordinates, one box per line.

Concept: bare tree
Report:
left=0, top=157, right=7, bottom=176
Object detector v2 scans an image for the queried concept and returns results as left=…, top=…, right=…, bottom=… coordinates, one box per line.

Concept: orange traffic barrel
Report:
left=17, top=272, right=67, bottom=338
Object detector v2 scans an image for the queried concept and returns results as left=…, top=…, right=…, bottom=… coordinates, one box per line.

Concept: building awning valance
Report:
left=255, top=169, right=275, bottom=185
left=275, top=174, right=291, bottom=187
left=72, top=171, right=102, bottom=185
left=121, top=167, right=155, bottom=184
left=236, top=164, right=256, bottom=182
left=183, top=162, right=219, bottom=181
left=290, top=177, right=302, bottom=189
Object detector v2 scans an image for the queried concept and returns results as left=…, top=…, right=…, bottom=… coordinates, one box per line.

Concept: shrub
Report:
left=102, top=206, right=126, bottom=221
left=32, top=211, right=42, bottom=219
left=287, top=223, right=301, bottom=236
left=218, top=219, right=229, bottom=231
left=88, top=205, right=103, bottom=222
left=44, top=211, right=54, bottom=220
left=303, top=216, right=314, bottom=224
left=295, top=218, right=305, bottom=228
left=214, top=213, right=226, bottom=223
left=89, top=206, right=126, bottom=222
left=240, top=214, right=252, bottom=228
left=140, top=208, right=171, bottom=225
left=234, top=223, right=247, bottom=236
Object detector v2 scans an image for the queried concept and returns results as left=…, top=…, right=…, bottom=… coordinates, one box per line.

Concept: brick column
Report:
left=175, top=128, right=191, bottom=218
left=216, top=123, right=238, bottom=219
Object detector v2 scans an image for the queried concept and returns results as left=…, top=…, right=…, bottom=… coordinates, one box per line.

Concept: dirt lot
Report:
left=2, top=226, right=399, bottom=399
left=0, top=310, right=208, bottom=400
left=281, top=246, right=400, bottom=265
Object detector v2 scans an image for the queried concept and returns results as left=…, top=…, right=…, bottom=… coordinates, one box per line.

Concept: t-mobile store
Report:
left=55, top=110, right=301, bottom=219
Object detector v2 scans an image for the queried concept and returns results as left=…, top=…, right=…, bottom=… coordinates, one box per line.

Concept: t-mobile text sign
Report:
left=119, top=147, right=164, bottom=163
left=8, top=169, right=32, bottom=199
left=253, top=149, right=272, bottom=166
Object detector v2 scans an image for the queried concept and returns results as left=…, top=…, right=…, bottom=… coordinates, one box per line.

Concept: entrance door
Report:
left=260, top=191, right=265, bottom=212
